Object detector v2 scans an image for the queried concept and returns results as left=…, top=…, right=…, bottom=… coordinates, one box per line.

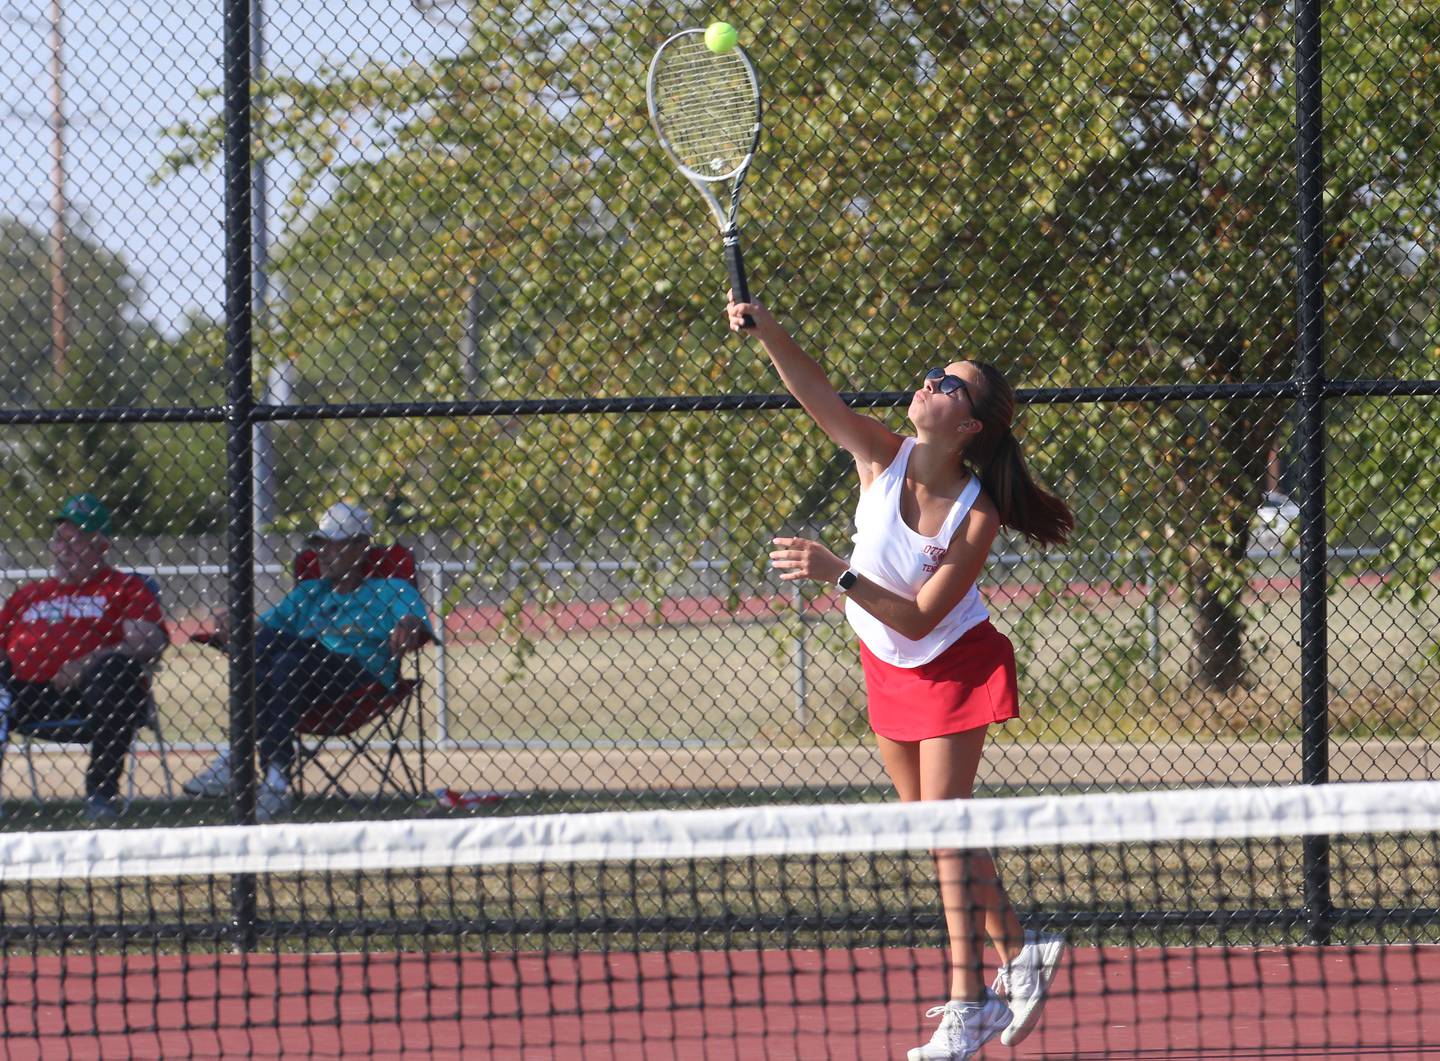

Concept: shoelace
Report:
left=922, top=1001, right=975, bottom=1043
left=993, top=965, right=1010, bottom=996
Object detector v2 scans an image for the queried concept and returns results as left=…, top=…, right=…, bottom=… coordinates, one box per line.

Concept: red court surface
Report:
left=3, top=944, right=1438, bottom=1059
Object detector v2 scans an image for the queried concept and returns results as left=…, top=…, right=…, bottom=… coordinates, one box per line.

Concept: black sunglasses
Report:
left=924, top=367, right=972, bottom=403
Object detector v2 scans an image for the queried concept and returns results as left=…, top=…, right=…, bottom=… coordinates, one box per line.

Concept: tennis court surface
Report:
left=3, top=781, right=1438, bottom=1058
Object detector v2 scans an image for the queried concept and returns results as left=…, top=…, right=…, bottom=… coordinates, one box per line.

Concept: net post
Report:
left=223, top=0, right=258, bottom=948
left=1293, top=0, right=1331, bottom=946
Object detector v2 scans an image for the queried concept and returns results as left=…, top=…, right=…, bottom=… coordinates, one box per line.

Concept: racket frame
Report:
left=646, top=29, right=762, bottom=315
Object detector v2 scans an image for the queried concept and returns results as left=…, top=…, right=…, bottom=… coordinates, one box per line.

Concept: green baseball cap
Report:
left=53, top=493, right=112, bottom=535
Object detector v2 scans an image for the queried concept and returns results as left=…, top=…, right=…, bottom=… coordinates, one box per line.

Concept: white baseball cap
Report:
left=308, top=502, right=374, bottom=542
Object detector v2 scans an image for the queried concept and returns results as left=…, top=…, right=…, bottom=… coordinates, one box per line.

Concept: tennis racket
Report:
left=646, top=28, right=762, bottom=327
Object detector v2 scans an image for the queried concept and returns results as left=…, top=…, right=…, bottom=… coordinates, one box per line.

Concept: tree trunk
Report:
left=1188, top=585, right=1247, bottom=692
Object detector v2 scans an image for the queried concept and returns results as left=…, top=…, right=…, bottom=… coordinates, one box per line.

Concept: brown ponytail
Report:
left=964, top=362, right=1074, bottom=547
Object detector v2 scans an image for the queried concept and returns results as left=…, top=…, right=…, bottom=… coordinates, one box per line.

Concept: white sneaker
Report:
left=255, top=769, right=292, bottom=824
left=182, top=751, right=232, bottom=797
left=993, top=930, right=1066, bottom=1046
left=907, top=991, right=1012, bottom=1061
left=84, top=794, right=121, bottom=824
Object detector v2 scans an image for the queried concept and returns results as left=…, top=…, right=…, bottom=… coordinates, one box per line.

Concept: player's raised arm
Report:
left=727, top=294, right=900, bottom=467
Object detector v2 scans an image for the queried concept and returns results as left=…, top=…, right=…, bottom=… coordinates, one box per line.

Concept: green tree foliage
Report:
left=0, top=218, right=137, bottom=403
left=0, top=218, right=230, bottom=536
left=1320, top=0, right=1440, bottom=614
left=164, top=0, right=1439, bottom=688
left=132, top=315, right=229, bottom=535
left=0, top=217, right=148, bottom=534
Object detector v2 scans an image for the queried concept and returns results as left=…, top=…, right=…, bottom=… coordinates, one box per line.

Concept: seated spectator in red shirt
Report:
left=0, top=494, right=168, bottom=822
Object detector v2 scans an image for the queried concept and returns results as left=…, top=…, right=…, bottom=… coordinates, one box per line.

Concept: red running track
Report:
left=3, top=944, right=1438, bottom=1059
left=170, top=570, right=1438, bottom=646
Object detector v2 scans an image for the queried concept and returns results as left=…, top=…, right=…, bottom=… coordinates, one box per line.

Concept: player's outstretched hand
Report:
left=769, top=536, right=846, bottom=585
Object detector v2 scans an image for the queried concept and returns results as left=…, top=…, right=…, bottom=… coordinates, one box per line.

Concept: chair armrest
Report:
left=391, top=616, right=434, bottom=656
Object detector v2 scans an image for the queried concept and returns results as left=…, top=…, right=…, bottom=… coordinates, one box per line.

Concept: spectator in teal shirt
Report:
left=184, top=503, right=434, bottom=820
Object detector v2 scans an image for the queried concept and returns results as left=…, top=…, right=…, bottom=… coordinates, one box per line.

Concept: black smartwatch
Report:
left=837, top=568, right=859, bottom=592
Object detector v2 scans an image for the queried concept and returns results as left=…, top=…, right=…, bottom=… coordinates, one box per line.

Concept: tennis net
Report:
left=2, top=780, right=1438, bottom=1058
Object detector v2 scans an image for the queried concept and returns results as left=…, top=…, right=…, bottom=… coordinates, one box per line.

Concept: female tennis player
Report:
left=728, top=294, right=1074, bottom=1061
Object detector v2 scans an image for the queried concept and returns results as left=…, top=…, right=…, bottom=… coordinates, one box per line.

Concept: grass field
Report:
left=4, top=570, right=1432, bottom=828
left=148, top=572, right=1439, bottom=750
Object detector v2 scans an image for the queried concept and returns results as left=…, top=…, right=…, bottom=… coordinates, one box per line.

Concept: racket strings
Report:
left=651, top=38, right=757, bottom=178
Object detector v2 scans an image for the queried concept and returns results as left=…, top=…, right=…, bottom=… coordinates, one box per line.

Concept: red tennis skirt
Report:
left=860, top=620, right=1020, bottom=741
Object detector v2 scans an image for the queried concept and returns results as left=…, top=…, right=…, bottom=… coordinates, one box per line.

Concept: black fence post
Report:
left=1293, top=0, right=1332, bottom=946
left=223, top=0, right=258, bottom=947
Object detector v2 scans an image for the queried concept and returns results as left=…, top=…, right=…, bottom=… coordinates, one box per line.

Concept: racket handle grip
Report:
left=724, top=231, right=753, bottom=329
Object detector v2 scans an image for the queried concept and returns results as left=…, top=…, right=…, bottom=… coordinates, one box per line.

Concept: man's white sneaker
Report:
left=993, top=930, right=1066, bottom=1047
left=255, top=778, right=293, bottom=824
left=182, top=752, right=232, bottom=797
left=907, top=990, right=1012, bottom=1061
left=84, top=794, right=120, bottom=824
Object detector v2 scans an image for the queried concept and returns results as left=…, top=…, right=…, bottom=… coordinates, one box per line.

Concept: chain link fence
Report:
left=0, top=0, right=1435, bottom=854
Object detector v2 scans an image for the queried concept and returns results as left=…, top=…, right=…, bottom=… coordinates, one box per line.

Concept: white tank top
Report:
left=844, top=437, right=990, bottom=667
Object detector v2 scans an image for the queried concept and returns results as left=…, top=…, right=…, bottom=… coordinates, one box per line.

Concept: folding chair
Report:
left=286, top=544, right=429, bottom=802
left=6, top=697, right=176, bottom=808
left=0, top=573, right=176, bottom=809
left=197, top=545, right=430, bottom=803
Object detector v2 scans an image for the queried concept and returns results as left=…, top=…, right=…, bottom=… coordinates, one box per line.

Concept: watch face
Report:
left=839, top=570, right=857, bottom=590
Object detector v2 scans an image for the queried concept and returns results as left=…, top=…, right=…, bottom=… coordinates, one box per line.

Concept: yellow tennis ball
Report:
left=705, top=21, right=739, bottom=53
